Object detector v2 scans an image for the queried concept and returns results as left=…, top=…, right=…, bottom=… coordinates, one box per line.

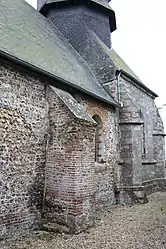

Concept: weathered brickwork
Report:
left=0, top=60, right=48, bottom=236
left=0, top=56, right=165, bottom=236
left=74, top=94, right=120, bottom=209
left=42, top=87, right=96, bottom=233
left=0, top=58, right=120, bottom=235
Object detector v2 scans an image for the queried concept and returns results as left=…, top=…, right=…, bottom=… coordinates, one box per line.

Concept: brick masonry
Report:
left=0, top=57, right=165, bottom=236
left=73, top=94, right=120, bottom=209
left=42, top=87, right=96, bottom=233
left=39, top=0, right=165, bottom=212
left=0, top=58, right=119, bottom=235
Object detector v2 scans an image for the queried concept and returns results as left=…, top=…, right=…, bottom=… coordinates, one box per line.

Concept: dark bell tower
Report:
left=37, top=0, right=116, bottom=49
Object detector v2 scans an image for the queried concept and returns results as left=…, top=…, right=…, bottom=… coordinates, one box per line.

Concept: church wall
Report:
left=0, top=57, right=120, bottom=235
left=153, top=136, right=165, bottom=178
left=42, top=87, right=96, bottom=233
left=74, top=94, right=120, bottom=209
left=120, top=76, right=155, bottom=161
left=119, top=124, right=142, bottom=186
left=153, top=108, right=166, bottom=189
left=112, top=76, right=144, bottom=191
left=0, top=58, right=100, bottom=235
left=120, top=75, right=165, bottom=187
left=0, top=59, right=48, bottom=236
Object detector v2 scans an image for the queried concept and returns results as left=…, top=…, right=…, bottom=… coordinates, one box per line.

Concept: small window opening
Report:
left=93, top=115, right=105, bottom=163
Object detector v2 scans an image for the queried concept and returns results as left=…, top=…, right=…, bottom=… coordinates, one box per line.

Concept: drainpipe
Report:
left=101, top=70, right=123, bottom=107
left=116, top=70, right=122, bottom=104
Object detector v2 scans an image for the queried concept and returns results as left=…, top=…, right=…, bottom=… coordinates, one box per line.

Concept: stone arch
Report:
left=92, top=114, right=105, bottom=163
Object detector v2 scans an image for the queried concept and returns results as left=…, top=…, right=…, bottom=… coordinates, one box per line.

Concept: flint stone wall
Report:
left=0, top=59, right=48, bottom=236
left=0, top=58, right=119, bottom=236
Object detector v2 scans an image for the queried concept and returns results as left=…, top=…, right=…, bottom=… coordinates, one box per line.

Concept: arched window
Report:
left=92, top=115, right=105, bottom=163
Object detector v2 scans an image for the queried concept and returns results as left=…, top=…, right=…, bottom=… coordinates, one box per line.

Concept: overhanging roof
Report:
left=109, top=49, right=158, bottom=97
left=0, top=0, right=119, bottom=107
left=50, top=86, right=96, bottom=123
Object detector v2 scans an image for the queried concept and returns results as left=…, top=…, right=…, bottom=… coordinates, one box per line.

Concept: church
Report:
left=0, top=0, right=165, bottom=236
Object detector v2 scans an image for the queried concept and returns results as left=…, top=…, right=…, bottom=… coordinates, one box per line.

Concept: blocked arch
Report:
left=92, top=114, right=105, bottom=163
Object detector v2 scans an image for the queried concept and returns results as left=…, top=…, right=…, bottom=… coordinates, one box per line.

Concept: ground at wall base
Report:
left=1, top=191, right=166, bottom=249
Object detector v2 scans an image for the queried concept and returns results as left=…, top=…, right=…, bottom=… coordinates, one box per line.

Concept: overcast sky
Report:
left=26, top=0, right=166, bottom=130
left=110, top=0, right=166, bottom=130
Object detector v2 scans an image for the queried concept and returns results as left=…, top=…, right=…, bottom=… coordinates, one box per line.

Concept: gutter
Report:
left=0, top=50, right=120, bottom=108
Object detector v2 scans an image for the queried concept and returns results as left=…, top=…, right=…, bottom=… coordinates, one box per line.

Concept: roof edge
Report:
left=120, top=69, right=158, bottom=98
left=39, top=0, right=117, bottom=32
left=0, top=50, right=120, bottom=108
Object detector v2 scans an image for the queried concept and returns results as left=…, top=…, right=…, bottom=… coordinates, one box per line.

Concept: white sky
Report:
left=26, top=0, right=166, bottom=130
left=110, top=0, right=166, bottom=130
left=26, top=0, right=36, bottom=8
